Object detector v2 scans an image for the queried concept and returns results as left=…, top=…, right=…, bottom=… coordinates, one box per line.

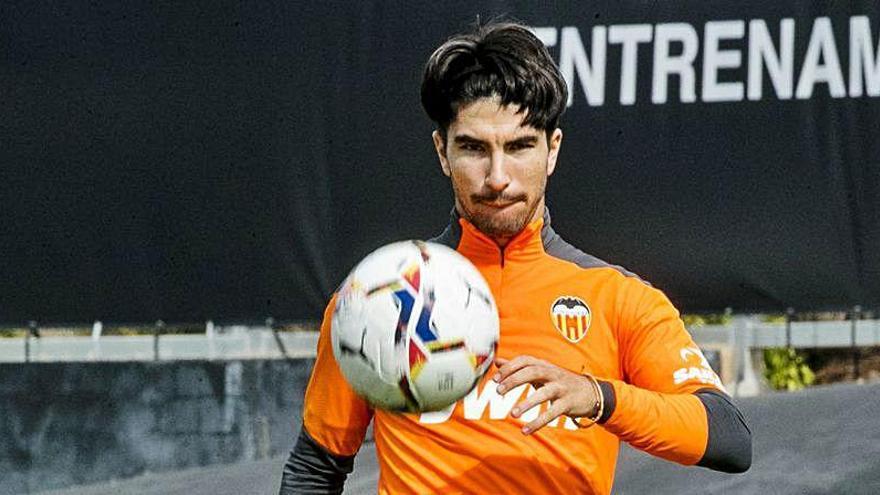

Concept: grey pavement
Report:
left=40, top=381, right=880, bottom=494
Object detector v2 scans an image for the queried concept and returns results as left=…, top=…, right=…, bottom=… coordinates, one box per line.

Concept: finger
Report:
left=496, top=364, right=552, bottom=394
left=494, top=354, right=540, bottom=371
left=491, top=357, right=507, bottom=381
left=523, top=399, right=568, bottom=435
left=493, top=355, right=542, bottom=382
left=510, top=383, right=558, bottom=418
left=492, top=356, right=513, bottom=382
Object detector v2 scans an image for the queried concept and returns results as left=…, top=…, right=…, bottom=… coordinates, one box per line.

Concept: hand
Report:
left=493, top=355, right=599, bottom=435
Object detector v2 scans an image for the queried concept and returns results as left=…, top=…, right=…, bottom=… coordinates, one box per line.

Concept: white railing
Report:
left=690, top=317, right=880, bottom=348
left=2, top=317, right=878, bottom=398
left=0, top=328, right=319, bottom=363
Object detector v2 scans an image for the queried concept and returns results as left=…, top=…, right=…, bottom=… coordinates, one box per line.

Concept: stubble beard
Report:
left=455, top=181, right=546, bottom=242
left=467, top=202, right=531, bottom=239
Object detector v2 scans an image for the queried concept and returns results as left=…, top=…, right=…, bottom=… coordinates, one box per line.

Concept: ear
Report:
left=432, top=130, right=451, bottom=177
left=546, top=128, right=563, bottom=177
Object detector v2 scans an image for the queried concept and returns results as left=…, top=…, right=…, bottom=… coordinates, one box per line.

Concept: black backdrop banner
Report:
left=2, top=1, right=879, bottom=324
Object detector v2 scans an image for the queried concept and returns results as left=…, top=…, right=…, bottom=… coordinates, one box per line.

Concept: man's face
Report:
left=432, top=97, right=563, bottom=246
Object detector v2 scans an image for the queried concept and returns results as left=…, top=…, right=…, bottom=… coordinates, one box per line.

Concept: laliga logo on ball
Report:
left=332, top=240, right=499, bottom=412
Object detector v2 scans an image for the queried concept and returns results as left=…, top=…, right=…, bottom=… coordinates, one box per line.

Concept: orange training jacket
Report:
left=302, top=210, right=739, bottom=494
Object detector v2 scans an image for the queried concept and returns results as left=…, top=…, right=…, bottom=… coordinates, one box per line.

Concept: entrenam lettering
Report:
left=533, top=16, right=880, bottom=106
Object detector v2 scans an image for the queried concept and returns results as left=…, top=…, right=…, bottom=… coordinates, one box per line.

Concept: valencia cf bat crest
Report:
left=550, top=296, right=591, bottom=343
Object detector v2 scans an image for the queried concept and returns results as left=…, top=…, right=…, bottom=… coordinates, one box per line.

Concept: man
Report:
left=281, top=21, right=751, bottom=494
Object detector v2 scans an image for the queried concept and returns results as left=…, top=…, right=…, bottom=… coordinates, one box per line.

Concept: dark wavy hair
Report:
left=420, top=21, right=568, bottom=139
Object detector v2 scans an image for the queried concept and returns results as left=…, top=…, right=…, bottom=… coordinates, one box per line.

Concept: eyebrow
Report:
left=452, top=134, right=539, bottom=146
left=506, top=136, right=538, bottom=147
left=452, top=135, right=485, bottom=146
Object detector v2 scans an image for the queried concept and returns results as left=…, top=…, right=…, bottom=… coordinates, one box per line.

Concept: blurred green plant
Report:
left=104, top=326, right=146, bottom=336
left=761, top=314, right=787, bottom=324
left=682, top=313, right=733, bottom=328
left=0, top=328, right=27, bottom=338
left=763, top=348, right=815, bottom=391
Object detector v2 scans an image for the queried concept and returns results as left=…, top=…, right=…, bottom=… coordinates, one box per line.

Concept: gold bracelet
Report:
left=574, top=374, right=604, bottom=429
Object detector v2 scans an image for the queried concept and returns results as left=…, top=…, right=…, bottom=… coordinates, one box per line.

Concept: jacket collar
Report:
left=438, top=207, right=553, bottom=265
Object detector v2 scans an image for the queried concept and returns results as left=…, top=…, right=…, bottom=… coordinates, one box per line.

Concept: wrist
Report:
left=574, top=374, right=604, bottom=429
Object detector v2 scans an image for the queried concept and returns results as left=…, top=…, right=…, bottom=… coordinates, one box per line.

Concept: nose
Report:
left=485, top=150, right=511, bottom=192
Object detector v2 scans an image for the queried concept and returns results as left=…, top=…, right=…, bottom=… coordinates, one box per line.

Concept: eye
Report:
left=507, top=141, right=535, bottom=152
left=459, top=142, right=484, bottom=152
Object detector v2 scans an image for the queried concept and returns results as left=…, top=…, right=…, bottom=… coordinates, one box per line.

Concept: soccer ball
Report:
left=331, top=240, right=499, bottom=412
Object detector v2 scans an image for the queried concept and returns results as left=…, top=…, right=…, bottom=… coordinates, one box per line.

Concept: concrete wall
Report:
left=0, top=359, right=313, bottom=494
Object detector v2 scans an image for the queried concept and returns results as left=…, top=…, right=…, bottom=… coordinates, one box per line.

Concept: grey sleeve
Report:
left=695, top=388, right=752, bottom=473
left=279, top=426, right=356, bottom=495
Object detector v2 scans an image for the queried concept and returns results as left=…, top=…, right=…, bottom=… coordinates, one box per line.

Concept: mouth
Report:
left=475, top=196, right=525, bottom=210
left=480, top=201, right=517, bottom=209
